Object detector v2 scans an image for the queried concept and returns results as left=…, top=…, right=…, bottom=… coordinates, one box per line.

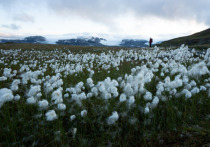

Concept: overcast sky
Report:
left=0, top=0, right=209, bottom=42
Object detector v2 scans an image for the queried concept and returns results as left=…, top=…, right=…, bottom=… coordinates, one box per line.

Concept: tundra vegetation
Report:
left=0, top=44, right=209, bottom=146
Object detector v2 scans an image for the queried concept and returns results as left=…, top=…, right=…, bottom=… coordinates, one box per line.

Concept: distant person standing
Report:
left=149, top=38, right=153, bottom=47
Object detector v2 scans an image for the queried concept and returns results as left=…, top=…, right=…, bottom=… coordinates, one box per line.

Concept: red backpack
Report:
left=149, top=38, right=153, bottom=43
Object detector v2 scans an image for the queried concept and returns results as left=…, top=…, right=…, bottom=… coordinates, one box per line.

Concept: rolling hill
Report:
left=161, top=28, right=210, bottom=48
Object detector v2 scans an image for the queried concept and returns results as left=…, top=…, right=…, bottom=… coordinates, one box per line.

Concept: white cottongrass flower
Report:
left=78, top=92, right=86, bottom=100
left=57, top=79, right=63, bottom=87
left=185, top=92, right=192, bottom=98
left=67, top=88, right=76, bottom=94
left=87, top=92, right=93, bottom=98
left=91, top=87, right=98, bottom=96
left=87, top=78, right=94, bottom=88
left=38, top=99, right=49, bottom=108
left=119, top=93, right=126, bottom=102
left=0, top=76, right=7, bottom=81
left=191, top=87, right=200, bottom=95
left=185, top=84, right=192, bottom=90
left=0, top=88, right=14, bottom=107
left=36, top=92, right=42, bottom=98
left=150, top=96, right=159, bottom=109
left=99, top=84, right=105, bottom=93
left=64, top=93, right=69, bottom=98
left=160, top=72, right=164, bottom=76
left=117, top=77, right=122, bottom=82
left=45, top=110, right=58, bottom=121
left=127, top=96, right=135, bottom=105
left=200, top=86, right=206, bottom=91
left=57, top=103, right=66, bottom=110
left=71, top=94, right=79, bottom=103
left=107, top=111, right=119, bottom=125
left=108, top=86, right=118, bottom=97
left=124, top=83, right=134, bottom=96
left=28, top=85, right=41, bottom=97
left=14, top=94, right=20, bottom=101
left=75, top=82, right=84, bottom=93
left=11, top=79, right=20, bottom=91
left=81, top=109, right=87, bottom=117
left=103, top=93, right=111, bottom=99
left=182, top=89, right=192, bottom=98
left=144, top=92, right=152, bottom=101
left=144, top=106, right=150, bottom=114
left=51, top=88, right=63, bottom=104
left=70, top=115, right=76, bottom=121
left=190, top=80, right=197, bottom=87
left=131, top=68, right=136, bottom=74
left=27, top=96, right=36, bottom=104
left=3, top=68, right=12, bottom=77
left=188, top=62, right=209, bottom=77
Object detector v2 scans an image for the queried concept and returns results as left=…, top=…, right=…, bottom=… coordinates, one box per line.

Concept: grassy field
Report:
left=0, top=43, right=209, bottom=146
left=0, top=43, right=130, bottom=51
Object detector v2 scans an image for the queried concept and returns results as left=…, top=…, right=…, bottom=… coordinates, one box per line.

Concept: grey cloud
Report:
left=47, top=0, right=126, bottom=29
left=1, top=24, right=21, bottom=30
left=13, top=13, right=35, bottom=23
left=1, top=0, right=210, bottom=25
left=0, top=0, right=209, bottom=28
left=47, top=0, right=210, bottom=25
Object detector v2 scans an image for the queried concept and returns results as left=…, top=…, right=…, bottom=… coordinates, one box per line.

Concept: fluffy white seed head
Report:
left=0, top=76, right=7, bottom=81
left=81, top=109, right=87, bottom=117
left=127, top=96, right=135, bottom=105
left=45, top=110, right=58, bottom=121
left=124, top=83, right=134, bottom=96
left=28, top=85, right=41, bottom=97
left=38, top=99, right=49, bottom=108
left=57, top=103, right=66, bottom=110
left=188, top=62, right=209, bottom=77
left=191, top=87, right=200, bottom=95
left=200, top=86, right=206, bottom=91
left=144, top=92, right=152, bottom=101
left=36, top=92, right=42, bottom=98
left=107, top=111, right=119, bottom=125
left=87, top=92, right=93, bottom=98
left=87, top=78, right=94, bottom=88
left=70, top=115, right=76, bottom=121
left=144, top=106, right=150, bottom=114
left=150, top=96, right=159, bottom=109
left=14, top=94, right=20, bottom=101
left=51, top=88, right=63, bottom=104
left=11, top=79, right=20, bottom=91
left=119, top=93, right=126, bottom=102
left=27, top=96, right=36, bottom=104
left=0, top=88, right=14, bottom=107
left=182, top=89, right=192, bottom=98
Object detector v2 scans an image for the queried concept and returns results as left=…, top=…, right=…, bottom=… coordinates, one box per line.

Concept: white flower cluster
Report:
left=95, top=77, right=119, bottom=99
left=0, top=45, right=209, bottom=123
left=11, top=79, right=20, bottom=91
left=188, top=62, right=209, bottom=77
left=27, top=85, right=42, bottom=104
left=44, top=74, right=63, bottom=93
left=0, top=88, right=14, bottom=108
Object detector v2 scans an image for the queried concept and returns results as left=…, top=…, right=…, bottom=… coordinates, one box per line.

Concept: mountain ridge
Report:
left=0, top=36, right=149, bottom=47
